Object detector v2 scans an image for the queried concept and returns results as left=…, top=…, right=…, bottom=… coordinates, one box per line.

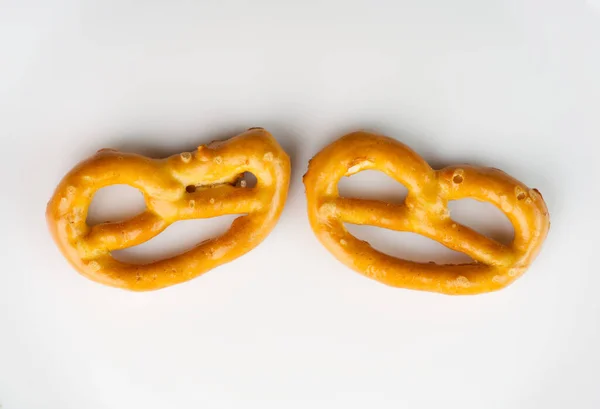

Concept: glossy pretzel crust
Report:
left=47, top=128, right=290, bottom=291
left=303, top=131, right=549, bottom=295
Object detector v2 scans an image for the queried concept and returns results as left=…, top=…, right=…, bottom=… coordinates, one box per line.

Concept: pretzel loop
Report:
left=47, top=129, right=290, bottom=291
left=304, top=132, right=549, bottom=295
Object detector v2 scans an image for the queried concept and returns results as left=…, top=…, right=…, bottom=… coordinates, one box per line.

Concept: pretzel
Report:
left=303, top=131, right=549, bottom=295
left=46, top=128, right=290, bottom=291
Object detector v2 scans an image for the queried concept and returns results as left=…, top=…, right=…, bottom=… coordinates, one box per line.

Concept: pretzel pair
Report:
left=47, top=129, right=549, bottom=294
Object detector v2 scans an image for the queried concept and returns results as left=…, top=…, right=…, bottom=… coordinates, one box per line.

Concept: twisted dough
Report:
left=303, top=131, right=549, bottom=295
left=47, top=128, right=290, bottom=291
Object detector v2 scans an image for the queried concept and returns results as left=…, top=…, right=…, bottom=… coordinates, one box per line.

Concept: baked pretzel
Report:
left=303, top=131, right=549, bottom=295
left=47, top=128, right=290, bottom=291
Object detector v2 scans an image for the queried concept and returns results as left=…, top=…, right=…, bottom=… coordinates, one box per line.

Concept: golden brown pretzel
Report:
left=47, top=128, right=290, bottom=291
left=303, top=131, right=549, bottom=295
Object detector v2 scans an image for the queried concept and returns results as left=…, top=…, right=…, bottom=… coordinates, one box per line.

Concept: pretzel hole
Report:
left=86, top=185, right=146, bottom=226
left=452, top=175, right=463, bottom=184
left=338, top=170, right=408, bottom=204
left=112, top=214, right=243, bottom=264
left=344, top=224, right=473, bottom=264
left=448, top=199, right=514, bottom=245
left=237, top=172, right=257, bottom=188
left=184, top=172, right=257, bottom=192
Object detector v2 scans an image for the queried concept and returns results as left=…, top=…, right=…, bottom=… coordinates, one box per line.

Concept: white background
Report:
left=1, top=1, right=599, bottom=408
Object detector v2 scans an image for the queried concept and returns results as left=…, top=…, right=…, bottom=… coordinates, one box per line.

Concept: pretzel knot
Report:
left=303, top=131, right=549, bottom=295
left=47, top=128, right=290, bottom=291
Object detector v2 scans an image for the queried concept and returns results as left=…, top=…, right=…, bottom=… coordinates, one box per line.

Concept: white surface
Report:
left=1, top=1, right=599, bottom=408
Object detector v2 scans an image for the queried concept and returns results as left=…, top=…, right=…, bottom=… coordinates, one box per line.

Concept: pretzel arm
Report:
left=323, top=198, right=413, bottom=231
left=326, top=197, right=512, bottom=266
left=84, top=211, right=169, bottom=252
left=183, top=186, right=264, bottom=217
left=421, top=220, right=515, bottom=266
